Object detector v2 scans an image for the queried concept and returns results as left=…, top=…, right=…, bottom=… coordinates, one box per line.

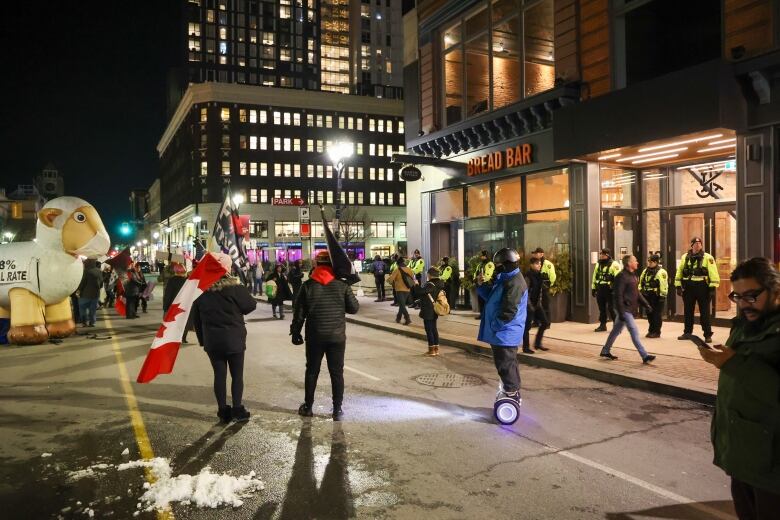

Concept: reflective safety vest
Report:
left=674, top=252, right=720, bottom=288
left=390, top=261, right=398, bottom=273
left=474, top=260, right=495, bottom=284
left=440, top=264, right=453, bottom=282
left=591, top=260, right=621, bottom=289
left=541, top=259, right=556, bottom=288
left=639, top=267, right=669, bottom=297
left=411, top=257, right=426, bottom=275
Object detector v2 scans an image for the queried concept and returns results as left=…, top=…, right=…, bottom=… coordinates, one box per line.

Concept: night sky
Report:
left=0, top=2, right=180, bottom=237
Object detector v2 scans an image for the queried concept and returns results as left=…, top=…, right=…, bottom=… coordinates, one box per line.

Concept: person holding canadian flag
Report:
left=136, top=252, right=256, bottom=423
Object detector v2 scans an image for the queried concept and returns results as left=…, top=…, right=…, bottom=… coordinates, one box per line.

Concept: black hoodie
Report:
left=192, top=276, right=257, bottom=353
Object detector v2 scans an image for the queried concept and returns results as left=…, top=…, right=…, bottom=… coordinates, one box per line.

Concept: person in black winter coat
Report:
left=78, top=259, right=104, bottom=327
left=266, top=264, right=293, bottom=319
left=600, top=255, right=656, bottom=364
left=523, top=257, right=550, bottom=353
left=412, top=267, right=446, bottom=356
left=162, top=263, right=192, bottom=343
left=124, top=268, right=142, bottom=319
left=192, top=272, right=257, bottom=423
left=289, top=260, right=304, bottom=300
left=291, top=251, right=359, bottom=421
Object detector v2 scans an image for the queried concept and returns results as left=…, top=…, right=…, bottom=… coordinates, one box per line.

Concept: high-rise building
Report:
left=158, top=0, right=408, bottom=264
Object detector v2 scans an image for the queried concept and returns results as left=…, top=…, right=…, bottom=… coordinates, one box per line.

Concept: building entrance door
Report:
left=669, top=206, right=737, bottom=322
left=601, top=210, right=640, bottom=261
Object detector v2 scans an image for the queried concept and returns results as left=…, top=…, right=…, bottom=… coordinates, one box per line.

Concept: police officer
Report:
left=639, top=253, right=668, bottom=338
left=531, top=248, right=556, bottom=318
left=591, top=248, right=621, bottom=332
left=675, top=237, right=720, bottom=342
left=409, top=250, right=426, bottom=309
left=474, top=250, right=496, bottom=320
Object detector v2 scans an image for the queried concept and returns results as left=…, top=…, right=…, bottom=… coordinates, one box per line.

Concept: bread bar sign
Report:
left=467, top=144, right=534, bottom=177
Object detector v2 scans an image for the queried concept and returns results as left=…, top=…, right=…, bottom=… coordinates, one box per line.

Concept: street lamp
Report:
left=192, top=215, right=202, bottom=224
left=152, top=231, right=160, bottom=240
left=327, top=141, right=353, bottom=226
left=232, top=193, right=244, bottom=207
left=3, top=231, right=13, bottom=242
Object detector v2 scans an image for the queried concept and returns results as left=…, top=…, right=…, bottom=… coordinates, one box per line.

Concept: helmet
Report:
left=315, top=251, right=332, bottom=264
left=493, top=248, right=520, bottom=264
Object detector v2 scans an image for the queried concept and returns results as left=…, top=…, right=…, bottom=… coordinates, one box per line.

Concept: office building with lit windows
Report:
left=158, top=0, right=408, bottom=262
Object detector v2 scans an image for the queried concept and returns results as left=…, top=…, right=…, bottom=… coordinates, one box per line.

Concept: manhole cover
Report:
left=414, top=372, right=485, bottom=388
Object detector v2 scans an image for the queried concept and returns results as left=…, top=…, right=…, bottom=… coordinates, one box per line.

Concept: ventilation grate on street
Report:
left=414, top=372, right=485, bottom=388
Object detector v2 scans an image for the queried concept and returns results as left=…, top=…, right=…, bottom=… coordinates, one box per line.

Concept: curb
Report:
left=253, top=296, right=715, bottom=406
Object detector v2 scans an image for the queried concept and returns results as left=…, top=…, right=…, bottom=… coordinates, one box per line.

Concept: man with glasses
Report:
left=675, top=236, right=720, bottom=343
left=697, top=257, right=780, bottom=519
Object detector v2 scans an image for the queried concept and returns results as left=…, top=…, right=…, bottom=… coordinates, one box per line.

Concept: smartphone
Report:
left=689, top=335, right=713, bottom=350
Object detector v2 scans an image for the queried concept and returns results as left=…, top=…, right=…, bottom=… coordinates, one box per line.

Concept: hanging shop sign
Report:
left=400, top=166, right=422, bottom=182
left=272, top=197, right=305, bottom=206
left=467, top=144, right=534, bottom=177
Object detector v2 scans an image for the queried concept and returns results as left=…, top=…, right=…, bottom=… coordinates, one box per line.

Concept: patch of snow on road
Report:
left=67, top=463, right=112, bottom=482
left=41, top=452, right=53, bottom=458
left=118, top=458, right=264, bottom=510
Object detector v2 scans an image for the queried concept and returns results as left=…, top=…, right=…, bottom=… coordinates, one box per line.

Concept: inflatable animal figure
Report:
left=0, top=197, right=110, bottom=345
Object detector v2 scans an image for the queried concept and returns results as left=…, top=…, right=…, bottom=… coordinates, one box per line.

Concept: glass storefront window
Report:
left=669, top=159, right=736, bottom=206
left=526, top=168, right=569, bottom=211
left=467, top=183, right=491, bottom=217
left=524, top=209, right=569, bottom=257
left=523, top=0, right=555, bottom=97
left=464, top=214, right=523, bottom=259
left=432, top=189, right=464, bottom=222
left=492, top=17, right=521, bottom=109
left=642, top=169, right=665, bottom=209
left=600, top=167, right=637, bottom=209
left=494, top=177, right=522, bottom=214
left=466, top=35, right=490, bottom=116
left=644, top=210, right=661, bottom=257
left=444, top=49, right=464, bottom=125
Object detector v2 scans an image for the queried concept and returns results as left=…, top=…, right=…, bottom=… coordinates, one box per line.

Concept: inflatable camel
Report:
left=0, top=197, right=110, bottom=345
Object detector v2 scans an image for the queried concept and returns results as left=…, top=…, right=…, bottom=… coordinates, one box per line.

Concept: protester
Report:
left=412, top=267, right=446, bottom=356
left=192, top=253, right=257, bottom=423
left=531, top=247, right=556, bottom=320
left=371, top=255, right=386, bottom=302
left=163, top=263, right=192, bottom=343
left=477, top=248, right=528, bottom=405
left=387, top=257, right=415, bottom=325
left=253, top=261, right=264, bottom=296
left=77, top=259, right=103, bottom=327
left=289, top=260, right=304, bottom=300
left=599, top=255, right=656, bottom=364
left=136, top=263, right=149, bottom=314
left=389, top=253, right=400, bottom=306
left=101, top=264, right=115, bottom=308
left=266, top=264, right=292, bottom=319
left=124, top=267, right=142, bottom=319
left=290, top=251, right=359, bottom=421
left=697, top=257, right=780, bottom=519
left=523, top=257, right=549, bottom=353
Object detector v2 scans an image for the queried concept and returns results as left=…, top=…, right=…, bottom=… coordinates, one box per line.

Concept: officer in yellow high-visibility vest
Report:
left=591, top=248, right=621, bottom=332
left=675, top=237, right=720, bottom=342
left=473, top=250, right=496, bottom=319
left=409, top=249, right=426, bottom=309
left=639, top=253, right=668, bottom=338
left=531, top=248, right=556, bottom=316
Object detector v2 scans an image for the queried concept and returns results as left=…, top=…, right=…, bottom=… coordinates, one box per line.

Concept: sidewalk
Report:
left=255, top=291, right=726, bottom=405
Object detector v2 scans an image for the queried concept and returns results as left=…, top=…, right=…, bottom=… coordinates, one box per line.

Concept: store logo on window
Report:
left=694, top=170, right=724, bottom=199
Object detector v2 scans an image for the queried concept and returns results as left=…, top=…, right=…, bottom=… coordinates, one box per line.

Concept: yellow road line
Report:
left=106, top=316, right=174, bottom=520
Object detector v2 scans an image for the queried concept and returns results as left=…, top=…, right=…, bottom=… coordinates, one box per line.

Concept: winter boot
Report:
left=217, top=406, right=232, bottom=424
left=298, top=403, right=313, bottom=417
left=433, top=346, right=440, bottom=356
left=332, top=406, right=344, bottom=421
left=426, top=346, right=435, bottom=356
left=232, top=405, right=250, bottom=422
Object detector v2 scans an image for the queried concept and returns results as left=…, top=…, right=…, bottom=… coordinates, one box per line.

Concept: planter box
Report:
left=548, top=292, right=570, bottom=323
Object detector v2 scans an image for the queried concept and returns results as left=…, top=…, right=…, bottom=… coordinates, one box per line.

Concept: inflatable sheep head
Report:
left=37, top=197, right=110, bottom=258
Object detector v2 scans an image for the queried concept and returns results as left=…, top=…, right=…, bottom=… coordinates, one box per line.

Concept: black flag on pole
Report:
left=319, top=205, right=360, bottom=285
left=212, top=191, right=249, bottom=282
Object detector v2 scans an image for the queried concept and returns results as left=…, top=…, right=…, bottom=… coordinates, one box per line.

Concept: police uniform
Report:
left=473, top=256, right=496, bottom=319
left=639, top=261, right=668, bottom=337
left=411, top=255, right=426, bottom=284
left=540, top=259, right=556, bottom=314
left=591, top=255, right=621, bottom=330
left=674, top=243, right=720, bottom=340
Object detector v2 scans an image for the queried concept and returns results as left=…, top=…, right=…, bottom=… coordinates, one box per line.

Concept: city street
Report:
left=0, top=297, right=737, bottom=519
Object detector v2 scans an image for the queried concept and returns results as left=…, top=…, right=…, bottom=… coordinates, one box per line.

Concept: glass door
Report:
left=714, top=210, right=738, bottom=319
left=601, top=210, right=640, bottom=264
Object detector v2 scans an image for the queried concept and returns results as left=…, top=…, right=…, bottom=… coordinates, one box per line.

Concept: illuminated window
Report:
left=260, top=136, right=267, bottom=150
left=239, top=135, right=247, bottom=149
left=274, top=163, right=282, bottom=177
left=326, top=165, right=333, bottom=179
left=357, top=167, right=364, bottom=179
left=260, top=110, right=267, bottom=123
left=357, top=118, right=363, bottom=130
left=379, top=193, right=385, bottom=205
left=307, top=164, right=314, bottom=177
left=370, top=192, right=376, bottom=205
left=369, top=167, right=376, bottom=180
left=387, top=120, right=393, bottom=133
left=284, top=164, right=291, bottom=177
left=249, top=109, right=257, bottom=123
left=307, top=114, right=314, bottom=127
left=200, top=161, right=208, bottom=176
left=307, top=139, right=314, bottom=152
left=357, top=143, right=363, bottom=155
left=326, top=115, right=333, bottom=128
left=200, top=108, right=208, bottom=122
left=240, top=162, right=247, bottom=176
left=294, top=164, right=301, bottom=177
left=369, top=144, right=376, bottom=156
left=317, top=165, right=324, bottom=178
left=378, top=120, right=384, bottom=132
left=250, top=189, right=258, bottom=203
left=338, top=116, right=345, bottom=129
left=378, top=168, right=385, bottom=181
left=358, top=192, right=364, bottom=204
left=221, top=107, right=230, bottom=121
left=222, top=161, right=231, bottom=176
left=260, top=162, right=268, bottom=176
left=274, top=111, right=281, bottom=124
left=250, top=162, right=257, bottom=176
left=369, top=118, right=376, bottom=131
left=388, top=193, right=394, bottom=205
left=293, top=139, right=301, bottom=151
left=283, top=138, right=291, bottom=151
left=260, top=189, right=268, bottom=203
left=284, top=112, right=291, bottom=125
left=274, top=137, right=281, bottom=151
left=326, top=191, right=334, bottom=204
left=348, top=117, right=354, bottom=129
left=398, top=120, right=404, bottom=133
left=293, top=113, right=301, bottom=126
left=400, top=193, right=406, bottom=205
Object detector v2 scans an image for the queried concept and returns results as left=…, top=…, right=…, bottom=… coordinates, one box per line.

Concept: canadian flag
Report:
left=136, top=253, right=227, bottom=383
left=115, top=280, right=126, bottom=317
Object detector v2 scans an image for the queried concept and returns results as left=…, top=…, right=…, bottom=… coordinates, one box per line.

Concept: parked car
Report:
left=137, top=261, right=152, bottom=273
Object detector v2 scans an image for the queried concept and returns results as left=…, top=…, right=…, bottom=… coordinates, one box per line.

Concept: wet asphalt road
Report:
left=0, top=296, right=737, bottom=519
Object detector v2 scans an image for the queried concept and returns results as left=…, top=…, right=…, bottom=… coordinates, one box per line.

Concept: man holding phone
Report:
left=697, top=257, right=780, bottom=519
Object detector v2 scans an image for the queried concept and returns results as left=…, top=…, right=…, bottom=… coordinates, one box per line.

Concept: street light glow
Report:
left=192, top=215, right=202, bottom=224
left=164, top=226, right=172, bottom=234
left=142, top=239, right=148, bottom=245
left=328, top=141, right=353, bottom=164
left=3, top=231, right=12, bottom=239
left=232, top=194, right=245, bottom=206
left=136, top=241, right=142, bottom=247
left=152, top=232, right=160, bottom=239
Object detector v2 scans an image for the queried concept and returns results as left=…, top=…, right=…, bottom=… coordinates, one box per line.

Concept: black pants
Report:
left=395, top=292, right=410, bottom=322
left=731, top=477, right=780, bottom=520
left=523, top=305, right=549, bottom=348
left=272, top=299, right=285, bottom=317
left=374, top=274, right=386, bottom=300
left=140, top=297, right=147, bottom=313
left=491, top=346, right=521, bottom=395
left=207, top=350, right=245, bottom=408
left=644, top=292, right=664, bottom=333
left=423, top=317, right=439, bottom=346
left=595, top=285, right=615, bottom=326
left=683, top=281, right=712, bottom=336
left=446, top=280, right=458, bottom=309
left=477, top=293, right=486, bottom=319
left=304, top=341, right=345, bottom=408
left=125, top=295, right=138, bottom=318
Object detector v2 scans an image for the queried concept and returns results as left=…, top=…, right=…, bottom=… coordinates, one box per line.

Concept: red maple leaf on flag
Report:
left=155, top=324, right=167, bottom=339
left=163, top=303, right=186, bottom=323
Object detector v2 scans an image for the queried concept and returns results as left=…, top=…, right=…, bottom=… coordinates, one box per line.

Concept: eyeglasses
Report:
left=728, top=288, right=765, bottom=304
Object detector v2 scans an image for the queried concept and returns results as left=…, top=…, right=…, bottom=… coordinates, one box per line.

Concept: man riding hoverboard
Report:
left=476, top=248, right=529, bottom=425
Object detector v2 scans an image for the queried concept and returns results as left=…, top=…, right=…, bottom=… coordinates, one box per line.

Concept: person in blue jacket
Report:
left=477, top=248, right=528, bottom=403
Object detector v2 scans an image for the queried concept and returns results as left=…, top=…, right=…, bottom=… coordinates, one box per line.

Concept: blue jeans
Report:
left=601, top=312, right=648, bottom=359
left=253, top=279, right=262, bottom=295
left=78, top=298, right=99, bottom=326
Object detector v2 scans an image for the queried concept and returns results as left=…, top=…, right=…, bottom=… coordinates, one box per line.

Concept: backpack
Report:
left=265, top=280, right=277, bottom=298
left=428, top=287, right=450, bottom=316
